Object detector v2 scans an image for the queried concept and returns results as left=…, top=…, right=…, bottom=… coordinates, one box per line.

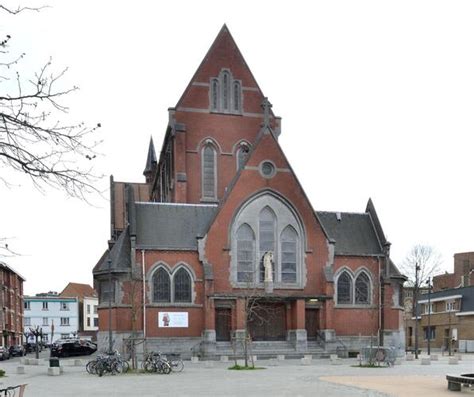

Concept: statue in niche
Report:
left=263, top=251, right=274, bottom=283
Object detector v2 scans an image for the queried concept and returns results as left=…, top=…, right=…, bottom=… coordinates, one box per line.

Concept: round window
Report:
left=260, top=161, right=276, bottom=178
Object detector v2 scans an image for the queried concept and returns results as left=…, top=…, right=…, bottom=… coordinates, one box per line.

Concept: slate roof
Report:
left=93, top=226, right=131, bottom=274
left=135, top=203, right=218, bottom=250
left=418, top=285, right=474, bottom=313
left=316, top=211, right=383, bottom=256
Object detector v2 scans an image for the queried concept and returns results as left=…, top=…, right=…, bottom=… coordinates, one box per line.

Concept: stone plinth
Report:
left=301, top=357, right=311, bottom=366
left=191, top=357, right=199, bottom=364
left=16, top=366, right=25, bottom=374
left=47, top=367, right=60, bottom=376
left=220, top=356, right=228, bottom=362
left=449, top=357, right=458, bottom=365
left=430, top=354, right=438, bottom=361
left=421, top=358, right=431, bottom=365
left=277, top=355, right=285, bottom=361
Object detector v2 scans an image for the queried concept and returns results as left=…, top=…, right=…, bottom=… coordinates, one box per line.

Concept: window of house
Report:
left=87, top=318, right=91, bottom=327
left=24, top=317, right=31, bottom=326
left=231, top=193, right=304, bottom=287
left=93, top=318, right=99, bottom=327
left=60, top=317, right=70, bottom=326
left=201, top=144, right=217, bottom=200
left=93, top=305, right=98, bottom=314
left=42, top=301, right=48, bottom=310
left=60, top=333, right=69, bottom=339
left=424, top=303, right=434, bottom=314
left=42, top=317, right=48, bottom=326
left=153, top=268, right=171, bottom=302
left=423, top=326, right=436, bottom=340
left=446, top=301, right=455, bottom=311
left=24, top=301, right=30, bottom=310
left=152, top=265, right=193, bottom=304
left=87, top=304, right=91, bottom=314
left=209, top=69, right=242, bottom=113
left=337, top=271, right=352, bottom=304
left=61, top=302, right=69, bottom=311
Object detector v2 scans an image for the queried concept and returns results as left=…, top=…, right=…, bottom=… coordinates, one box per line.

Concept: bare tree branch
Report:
left=1, top=16, right=103, bottom=200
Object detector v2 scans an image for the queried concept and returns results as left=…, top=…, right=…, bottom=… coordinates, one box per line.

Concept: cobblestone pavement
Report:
left=0, top=352, right=472, bottom=397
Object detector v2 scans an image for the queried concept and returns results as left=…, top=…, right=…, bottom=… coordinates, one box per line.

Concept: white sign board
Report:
left=158, top=312, right=188, bottom=328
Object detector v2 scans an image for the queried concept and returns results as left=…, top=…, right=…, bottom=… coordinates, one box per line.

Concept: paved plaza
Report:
left=0, top=352, right=473, bottom=396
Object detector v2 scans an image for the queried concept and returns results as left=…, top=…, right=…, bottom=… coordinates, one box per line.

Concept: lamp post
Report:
left=427, top=277, right=432, bottom=356
left=108, top=258, right=113, bottom=353
left=414, top=263, right=420, bottom=359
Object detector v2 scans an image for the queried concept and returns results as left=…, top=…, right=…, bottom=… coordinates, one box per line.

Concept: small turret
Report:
left=143, top=136, right=157, bottom=184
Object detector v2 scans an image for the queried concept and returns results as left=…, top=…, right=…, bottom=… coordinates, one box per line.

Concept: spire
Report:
left=143, top=136, right=157, bottom=177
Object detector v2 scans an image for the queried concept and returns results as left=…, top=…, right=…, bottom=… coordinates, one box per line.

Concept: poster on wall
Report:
left=158, top=312, right=189, bottom=328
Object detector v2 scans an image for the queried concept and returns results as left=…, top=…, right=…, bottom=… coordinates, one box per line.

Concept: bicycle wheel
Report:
left=171, top=359, right=184, bottom=372
left=161, top=361, right=172, bottom=375
left=86, top=360, right=97, bottom=375
left=144, top=360, right=156, bottom=373
left=121, top=360, right=130, bottom=373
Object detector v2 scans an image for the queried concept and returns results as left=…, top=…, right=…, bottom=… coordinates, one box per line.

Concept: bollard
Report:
left=16, top=366, right=25, bottom=374
left=220, top=356, right=228, bottom=362
left=301, top=357, right=311, bottom=366
left=421, top=358, right=430, bottom=365
left=47, top=367, right=60, bottom=376
left=448, top=357, right=458, bottom=365
left=191, top=356, right=199, bottom=364
left=430, top=354, right=438, bottom=361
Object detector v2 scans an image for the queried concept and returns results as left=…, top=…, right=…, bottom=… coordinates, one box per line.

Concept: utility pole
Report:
left=414, top=263, right=420, bottom=359
left=427, top=278, right=432, bottom=356
left=108, top=258, right=113, bottom=353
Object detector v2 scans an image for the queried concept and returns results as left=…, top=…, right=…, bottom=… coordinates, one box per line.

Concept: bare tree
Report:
left=1, top=5, right=102, bottom=200
left=399, top=244, right=442, bottom=358
left=400, top=245, right=443, bottom=287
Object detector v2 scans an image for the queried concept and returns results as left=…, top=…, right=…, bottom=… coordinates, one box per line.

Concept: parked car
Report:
left=9, top=345, right=26, bottom=357
left=0, top=346, right=10, bottom=360
left=50, top=339, right=97, bottom=358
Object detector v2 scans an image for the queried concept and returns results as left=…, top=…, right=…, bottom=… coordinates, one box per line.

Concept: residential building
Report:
left=0, top=262, right=25, bottom=346
left=405, top=252, right=474, bottom=353
left=60, top=282, right=98, bottom=340
left=93, top=25, right=406, bottom=358
left=23, top=292, right=79, bottom=343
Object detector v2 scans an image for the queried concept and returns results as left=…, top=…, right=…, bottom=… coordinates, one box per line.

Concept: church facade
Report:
left=93, top=26, right=406, bottom=358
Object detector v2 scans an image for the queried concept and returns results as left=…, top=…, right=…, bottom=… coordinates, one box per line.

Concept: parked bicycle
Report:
left=86, top=350, right=129, bottom=376
left=141, top=351, right=172, bottom=374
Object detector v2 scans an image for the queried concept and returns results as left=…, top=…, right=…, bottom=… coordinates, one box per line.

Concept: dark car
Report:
left=51, top=339, right=97, bottom=358
left=0, top=346, right=10, bottom=360
left=9, top=345, right=25, bottom=357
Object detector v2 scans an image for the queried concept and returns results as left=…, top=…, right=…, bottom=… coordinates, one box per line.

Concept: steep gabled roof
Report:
left=135, top=202, right=218, bottom=250
left=175, top=24, right=274, bottom=117
left=317, top=211, right=384, bottom=256
left=60, top=282, right=97, bottom=299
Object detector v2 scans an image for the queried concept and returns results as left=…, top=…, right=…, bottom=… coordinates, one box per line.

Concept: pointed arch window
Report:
left=222, top=72, right=230, bottom=110
left=209, top=69, right=242, bottom=114
left=153, top=268, right=171, bottom=302
left=174, top=268, right=192, bottom=302
left=237, top=224, right=255, bottom=283
left=337, top=271, right=352, bottom=304
left=281, top=226, right=297, bottom=283
left=259, top=207, right=276, bottom=282
left=355, top=272, right=370, bottom=304
left=201, top=144, right=217, bottom=200
left=211, top=79, right=219, bottom=111
left=233, top=81, right=241, bottom=112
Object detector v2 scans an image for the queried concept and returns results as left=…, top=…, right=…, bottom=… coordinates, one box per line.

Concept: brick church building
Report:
left=93, top=25, right=406, bottom=358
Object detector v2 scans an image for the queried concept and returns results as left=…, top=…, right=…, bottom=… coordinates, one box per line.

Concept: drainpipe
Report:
left=142, top=250, right=146, bottom=343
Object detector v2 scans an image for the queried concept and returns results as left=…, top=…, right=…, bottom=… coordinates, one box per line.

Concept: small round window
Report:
left=260, top=161, right=276, bottom=178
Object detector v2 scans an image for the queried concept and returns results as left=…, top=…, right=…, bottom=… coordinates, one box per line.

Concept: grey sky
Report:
left=1, top=0, right=473, bottom=294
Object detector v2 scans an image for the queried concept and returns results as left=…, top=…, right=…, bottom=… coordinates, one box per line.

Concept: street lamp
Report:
left=427, top=278, right=432, bottom=356
left=108, top=258, right=113, bottom=354
left=414, top=263, right=420, bottom=359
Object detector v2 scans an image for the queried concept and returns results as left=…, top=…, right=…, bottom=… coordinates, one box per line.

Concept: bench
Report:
left=446, top=374, right=474, bottom=392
